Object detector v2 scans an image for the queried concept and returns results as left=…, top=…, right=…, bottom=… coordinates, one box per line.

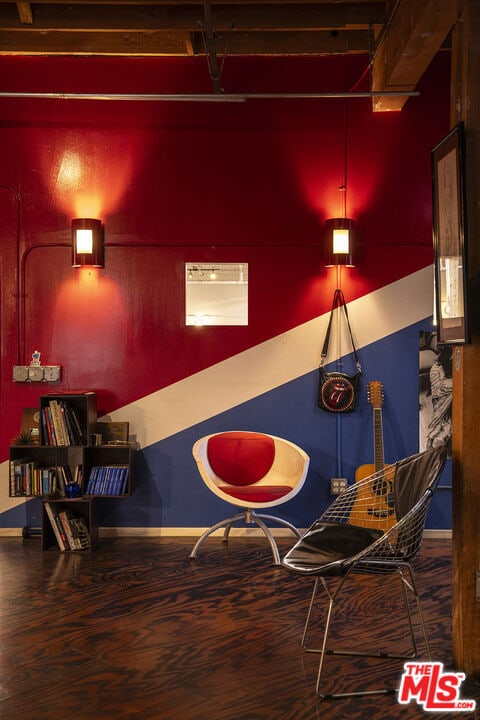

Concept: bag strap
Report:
left=320, top=289, right=361, bottom=370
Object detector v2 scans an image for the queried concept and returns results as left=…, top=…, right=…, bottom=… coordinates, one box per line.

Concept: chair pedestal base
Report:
left=190, top=508, right=301, bottom=565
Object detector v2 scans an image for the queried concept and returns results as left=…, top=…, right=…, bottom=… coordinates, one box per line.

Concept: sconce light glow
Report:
left=324, top=218, right=356, bottom=267
left=76, top=228, right=93, bottom=254
left=333, top=228, right=350, bottom=254
left=72, top=218, right=104, bottom=268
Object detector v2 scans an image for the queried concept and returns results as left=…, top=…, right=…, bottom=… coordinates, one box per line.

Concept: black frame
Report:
left=432, top=121, right=469, bottom=345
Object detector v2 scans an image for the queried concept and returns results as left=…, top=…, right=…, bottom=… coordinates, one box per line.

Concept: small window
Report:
left=185, top=263, right=248, bottom=326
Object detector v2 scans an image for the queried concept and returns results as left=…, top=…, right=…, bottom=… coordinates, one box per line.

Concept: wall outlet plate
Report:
left=13, top=366, right=29, bottom=382
left=28, top=366, right=44, bottom=381
left=44, top=366, right=61, bottom=382
left=13, top=364, right=61, bottom=382
left=330, top=477, right=348, bottom=495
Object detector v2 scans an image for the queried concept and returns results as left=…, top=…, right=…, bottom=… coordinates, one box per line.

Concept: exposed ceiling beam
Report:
left=0, top=28, right=375, bottom=54
left=371, top=0, right=458, bottom=111
left=0, top=3, right=385, bottom=31
left=0, top=0, right=454, bottom=111
left=15, top=2, right=33, bottom=22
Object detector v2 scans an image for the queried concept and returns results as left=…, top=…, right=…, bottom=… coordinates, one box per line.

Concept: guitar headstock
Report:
left=368, top=381, right=384, bottom=409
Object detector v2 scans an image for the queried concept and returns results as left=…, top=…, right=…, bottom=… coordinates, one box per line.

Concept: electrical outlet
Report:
left=13, top=365, right=29, bottom=382
left=330, top=477, right=348, bottom=495
left=28, top=366, right=44, bottom=381
left=13, top=364, right=61, bottom=382
left=44, top=366, right=61, bottom=382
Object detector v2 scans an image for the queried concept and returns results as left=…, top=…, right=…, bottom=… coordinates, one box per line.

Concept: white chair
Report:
left=189, top=431, right=310, bottom=564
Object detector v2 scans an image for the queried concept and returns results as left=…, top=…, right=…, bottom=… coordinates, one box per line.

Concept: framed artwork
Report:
left=96, top=421, right=129, bottom=444
left=19, top=407, right=40, bottom=444
left=432, top=121, right=469, bottom=345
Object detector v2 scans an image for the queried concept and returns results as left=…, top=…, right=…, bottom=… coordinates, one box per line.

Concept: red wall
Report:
left=0, top=53, right=450, bottom=458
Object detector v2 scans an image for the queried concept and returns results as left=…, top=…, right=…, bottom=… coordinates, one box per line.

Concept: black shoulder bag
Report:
left=318, top=289, right=361, bottom=413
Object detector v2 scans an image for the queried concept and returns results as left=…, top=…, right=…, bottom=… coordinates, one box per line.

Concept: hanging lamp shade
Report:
left=324, top=217, right=356, bottom=267
left=72, top=218, right=104, bottom=267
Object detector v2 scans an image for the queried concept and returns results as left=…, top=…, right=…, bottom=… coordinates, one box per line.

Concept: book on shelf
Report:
left=44, top=503, right=91, bottom=551
left=41, top=400, right=86, bottom=446
left=85, top=465, right=129, bottom=496
left=9, top=460, right=83, bottom=498
left=58, top=509, right=91, bottom=550
left=44, top=502, right=68, bottom=550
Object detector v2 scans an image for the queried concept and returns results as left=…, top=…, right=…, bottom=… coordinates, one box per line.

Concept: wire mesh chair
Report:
left=282, top=444, right=447, bottom=700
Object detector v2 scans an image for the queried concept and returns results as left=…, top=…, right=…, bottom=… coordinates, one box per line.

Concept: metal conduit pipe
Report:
left=0, top=91, right=419, bottom=102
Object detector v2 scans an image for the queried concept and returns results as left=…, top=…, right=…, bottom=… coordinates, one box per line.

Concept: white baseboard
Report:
left=99, top=526, right=304, bottom=537
left=0, top=527, right=453, bottom=539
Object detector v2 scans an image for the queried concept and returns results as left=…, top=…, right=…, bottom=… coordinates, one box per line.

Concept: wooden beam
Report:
left=0, top=29, right=192, bottom=53
left=0, top=3, right=385, bottom=32
left=451, top=0, right=480, bottom=681
left=371, top=0, right=458, bottom=112
left=197, top=28, right=371, bottom=53
left=2, top=0, right=386, bottom=5
left=0, top=27, right=372, bottom=55
left=15, top=2, right=32, bottom=23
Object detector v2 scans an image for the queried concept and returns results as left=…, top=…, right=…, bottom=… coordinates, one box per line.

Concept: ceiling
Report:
left=0, top=0, right=458, bottom=110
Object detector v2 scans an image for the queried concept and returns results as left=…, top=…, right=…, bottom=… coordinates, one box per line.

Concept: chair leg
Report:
left=255, top=512, right=303, bottom=539
left=190, top=509, right=301, bottom=565
left=398, top=565, right=432, bottom=661
left=189, top=513, right=245, bottom=559
left=300, top=566, right=431, bottom=699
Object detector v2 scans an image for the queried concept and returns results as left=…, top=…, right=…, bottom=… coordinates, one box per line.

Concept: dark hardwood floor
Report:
left=0, top=535, right=477, bottom=720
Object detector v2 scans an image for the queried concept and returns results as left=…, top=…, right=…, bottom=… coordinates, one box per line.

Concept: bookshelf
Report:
left=9, top=392, right=135, bottom=551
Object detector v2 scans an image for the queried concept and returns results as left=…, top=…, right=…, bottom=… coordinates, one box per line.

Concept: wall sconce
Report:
left=324, top=218, right=356, bottom=267
left=72, top=218, right=104, bottom=267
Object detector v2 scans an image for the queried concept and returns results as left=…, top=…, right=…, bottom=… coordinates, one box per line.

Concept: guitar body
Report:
left=355, top=463, right=385, bottom=483
left=353, top=382, right=397, bottom=531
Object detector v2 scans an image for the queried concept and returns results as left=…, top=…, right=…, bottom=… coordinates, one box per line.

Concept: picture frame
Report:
left=96, top=421, right=129, bottom=444
left=432, top=121, right=469, bottom=345
left=19, top=407, right=41, bottom=444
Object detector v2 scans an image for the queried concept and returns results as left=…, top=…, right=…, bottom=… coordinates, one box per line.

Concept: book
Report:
left=84, top=465, right=129, bottom=495
left=49, top=400, right=69, bottom=445
left=68, top=516, right=91, bottom=550
left=44, top=503, right=67, bottom=550
left=68, top=406, right=86, bottom=444
left=9, top=457, right=37, bottom=496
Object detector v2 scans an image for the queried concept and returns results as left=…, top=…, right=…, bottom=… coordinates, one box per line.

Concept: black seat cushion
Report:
left=282, top=521, right=384, bottom=576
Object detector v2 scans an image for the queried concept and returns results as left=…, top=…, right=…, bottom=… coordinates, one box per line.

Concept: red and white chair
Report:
left=189, top=431, right=310, bottom=564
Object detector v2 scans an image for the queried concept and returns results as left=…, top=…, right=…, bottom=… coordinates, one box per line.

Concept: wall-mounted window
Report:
left=185, top=263, right=248, bottom=326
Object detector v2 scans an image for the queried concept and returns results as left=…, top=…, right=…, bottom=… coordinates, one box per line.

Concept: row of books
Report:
left=41, top=400, right=86, bottom=446
left=44, top=503, right=91, bottom=551
left=84, top=465, right=129, bottom=496
left=9, top=458, right=83, bottom=497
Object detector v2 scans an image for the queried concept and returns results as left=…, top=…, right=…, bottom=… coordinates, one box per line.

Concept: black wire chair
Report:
left=282, top=444, right=447, bottom=700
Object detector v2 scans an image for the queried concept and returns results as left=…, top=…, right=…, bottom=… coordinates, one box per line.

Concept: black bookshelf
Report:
left=9, top=392, right=135, bottom=551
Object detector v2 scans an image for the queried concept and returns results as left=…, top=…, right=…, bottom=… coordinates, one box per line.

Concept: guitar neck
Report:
left=373, top=407, right=385, bottom=472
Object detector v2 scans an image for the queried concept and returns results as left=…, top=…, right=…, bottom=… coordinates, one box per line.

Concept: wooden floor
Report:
left=0, top=535, right=478, bottom=720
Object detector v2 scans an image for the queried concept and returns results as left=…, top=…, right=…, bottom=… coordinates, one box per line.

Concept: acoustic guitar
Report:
left=354, top=381, right=396, bottom=531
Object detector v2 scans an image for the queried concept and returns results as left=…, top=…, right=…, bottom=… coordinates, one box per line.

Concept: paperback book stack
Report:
left=44, top=503, right=91, bottom=551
